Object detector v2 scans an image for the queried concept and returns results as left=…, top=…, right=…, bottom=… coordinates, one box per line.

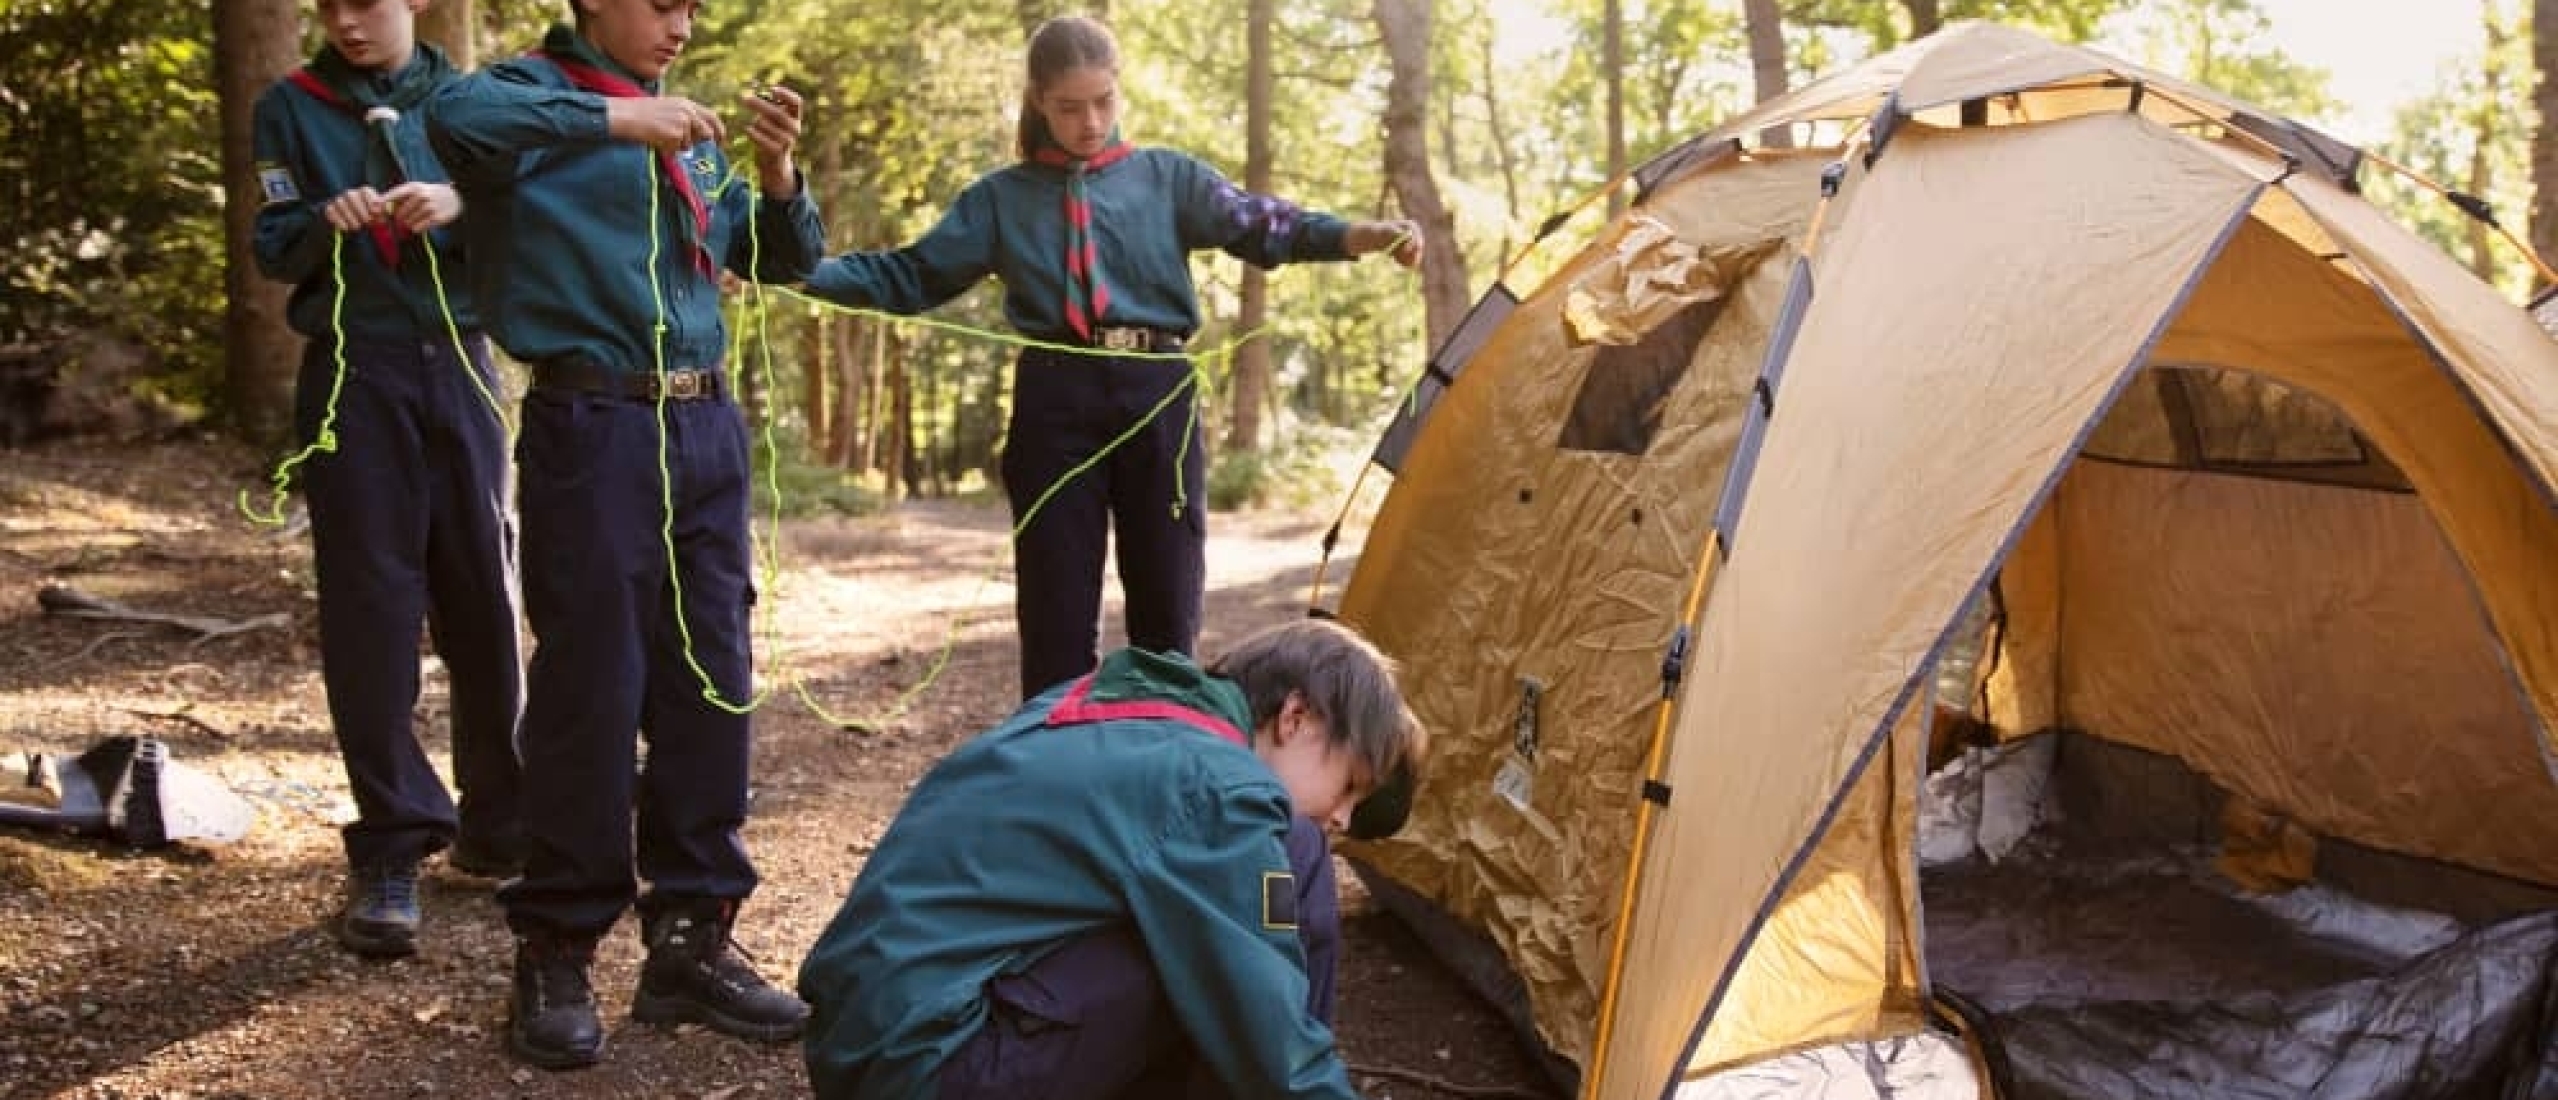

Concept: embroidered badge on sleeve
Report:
left=257, top=163, right=300, bottom=206
left=1261, top=870, right=1298, bottom=931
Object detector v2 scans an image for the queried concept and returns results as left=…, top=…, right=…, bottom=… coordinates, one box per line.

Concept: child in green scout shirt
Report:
left=250, top=0, right=524, bottom=962
left=801, top=14, right=1425, bottom=703
left=798, top=617, right=1431, bottom=1100
left=426, top=0, right=825, bottom=1072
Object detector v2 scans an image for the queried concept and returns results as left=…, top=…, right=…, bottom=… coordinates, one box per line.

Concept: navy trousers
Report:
left=934, top=817, right=1342, bottom=1100
left=296, top=334, right=522, bottom=872
left=1002, top=349, right=1207, bottom=700
left=499, top=386, right=759, bottom=937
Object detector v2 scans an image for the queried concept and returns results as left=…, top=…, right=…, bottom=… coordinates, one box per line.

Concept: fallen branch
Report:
left=117, top=705, right=230, bottom=740
left=1347, top=1062, right=1557, bottom=1100
left=39, top=629, right=146, bottom=672
left=36, top=583, right=290, bottom=644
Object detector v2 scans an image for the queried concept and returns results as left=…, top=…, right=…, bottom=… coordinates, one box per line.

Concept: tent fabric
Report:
left=1341, top=153, right=1830, bottom=1062
left=1335, top=21, right=2558, bottom=1100
left=1597, top=110, right=2263, bottom=1099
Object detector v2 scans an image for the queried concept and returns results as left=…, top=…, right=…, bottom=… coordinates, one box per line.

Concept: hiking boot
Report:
left=336, top=863, right=420, bottom=959
left=508, top=934, right=604, bottom=1070
left=632, top=900, right=808, bottom=1042
left=446, top=832, right=525, bottom=879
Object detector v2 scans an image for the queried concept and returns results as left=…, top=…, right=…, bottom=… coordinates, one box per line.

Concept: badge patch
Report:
left=1261, top=870, right=1298, bottom=930
left=256, top=163, right=299, bottom=206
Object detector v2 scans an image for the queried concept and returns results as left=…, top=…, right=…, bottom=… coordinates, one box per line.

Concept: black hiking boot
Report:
left=336, top=862, right=420, bottom=959
left=508, top=933, right=604, bottom=1070
left=631, top=900, right=808, bottom=1042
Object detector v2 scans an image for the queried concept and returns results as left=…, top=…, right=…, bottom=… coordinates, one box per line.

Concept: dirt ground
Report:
left=0, top=434, right=1554, bottom=1100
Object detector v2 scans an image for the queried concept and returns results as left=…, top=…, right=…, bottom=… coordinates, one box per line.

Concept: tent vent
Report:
left=1660, top=624, right=1691, bottom=698
left=1641, top=780, right=1673, bottom=807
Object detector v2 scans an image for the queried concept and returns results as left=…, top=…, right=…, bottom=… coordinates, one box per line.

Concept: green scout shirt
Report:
left=798, top=648, right=1360, bottom=1100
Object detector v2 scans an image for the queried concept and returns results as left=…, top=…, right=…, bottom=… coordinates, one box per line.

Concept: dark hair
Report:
left=1016, top=15, right=1120, bottom=158
left=1208, top=618, right=1428, bottom=803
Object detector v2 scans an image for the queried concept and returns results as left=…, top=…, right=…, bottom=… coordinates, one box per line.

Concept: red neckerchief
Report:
left=285, top=68, right=409, bottom=269
left=531, top=51, right=715, bottom=275
left=1043, top=673, right=1247, bottom=747
left=1030, top=140, right=1134, bottom=340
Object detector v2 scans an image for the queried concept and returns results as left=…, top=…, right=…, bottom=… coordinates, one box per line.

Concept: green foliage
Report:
left=2369, top=1, right=2534, bottom=295
left=0, top=0, right=222, bottom=391
left=1207, top=419, right=1360, bottom=512
left=2102, top=0, right=2336, bottom=121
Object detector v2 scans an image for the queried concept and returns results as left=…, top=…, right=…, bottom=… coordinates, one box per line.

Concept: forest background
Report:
left=1, top=0, right=2547, bottom=508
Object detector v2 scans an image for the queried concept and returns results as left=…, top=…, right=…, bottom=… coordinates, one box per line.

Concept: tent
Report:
left=1333, top=21, right=2558, bottom=1100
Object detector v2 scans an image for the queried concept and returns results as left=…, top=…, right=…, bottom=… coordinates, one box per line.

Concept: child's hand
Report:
left=740, top=85, right=806, bottom=198
left=1356, top=219, right=1424, bottom=269
left=320, top=186, right=389, bottom=233
left=381, top=182, right=463, bottom=233
left=606, top=95, right=726, bottom=152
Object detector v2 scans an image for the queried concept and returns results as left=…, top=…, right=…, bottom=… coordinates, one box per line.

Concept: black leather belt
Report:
left=531, top=359, right=726, bottom=402
left=1087, top=326, right=1186, bottom=353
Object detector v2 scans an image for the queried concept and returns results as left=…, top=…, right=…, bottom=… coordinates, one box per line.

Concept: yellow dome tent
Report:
left=1336, top=20, right=2558, bottom=1100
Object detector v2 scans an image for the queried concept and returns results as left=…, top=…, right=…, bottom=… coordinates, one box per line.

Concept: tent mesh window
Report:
left=2082, top=364, right=2412, bottom=491
left=1556, top=296, right=1729, bottom=456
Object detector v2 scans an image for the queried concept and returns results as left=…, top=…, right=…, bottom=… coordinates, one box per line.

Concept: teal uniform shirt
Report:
left=252, top=45, right=478, bottom=340
left=423, top=25, right=824, bottom=373
left=804, top=149, right=1353, bottom=340
left=798, top=648, right=1360, bottom=1100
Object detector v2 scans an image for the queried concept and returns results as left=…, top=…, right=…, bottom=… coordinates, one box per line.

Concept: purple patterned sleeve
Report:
left=1172, top=152, right=1352, bottom=269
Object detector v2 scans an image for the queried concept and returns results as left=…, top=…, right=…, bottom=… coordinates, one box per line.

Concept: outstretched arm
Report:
left=801, top=181, right=997, bottom=315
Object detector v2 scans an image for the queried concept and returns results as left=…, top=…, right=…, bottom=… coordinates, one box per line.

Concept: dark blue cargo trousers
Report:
left=934, top=816, right=1343, bottom=1100
left=296, top=333, right=522, bottom=872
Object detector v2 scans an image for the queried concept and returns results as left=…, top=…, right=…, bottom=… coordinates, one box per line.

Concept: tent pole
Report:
left=1583, top=526, right=1723, bottom=1100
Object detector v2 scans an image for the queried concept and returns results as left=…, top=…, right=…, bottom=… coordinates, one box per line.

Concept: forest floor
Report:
left=0, top=433, right=1554, bottom=1100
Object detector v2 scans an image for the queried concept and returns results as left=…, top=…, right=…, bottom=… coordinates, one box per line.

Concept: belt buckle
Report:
left=665, top=370, right=706, bottom=400
left=1099, top=328, right=1144, bottom=352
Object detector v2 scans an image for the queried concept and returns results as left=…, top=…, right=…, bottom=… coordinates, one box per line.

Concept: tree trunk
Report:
left=418, top=0, right=474, bottom=69
left=804, top=310, right=831, bottom=459
left=1744, top=0, right=1792, bottom=147
left=2535, top=0, right=2558, bottom=270
left=1603, top=0, right=1626, bottom=212
left=1227, top=0, right=1275, bottom=456
left=2471, top=8, right=2511, bottom=280
left=1375, top=0, right=1470, bottom=354
left=884, top=333, right=911, bottom=503
left=1902, top=0, right=1943, bottom=38
left=1480, top=23, right=1522, bottom=262
left=215, top=0, right=305, bottom=442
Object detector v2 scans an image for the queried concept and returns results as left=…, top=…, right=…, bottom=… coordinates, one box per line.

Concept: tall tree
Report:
left=214, top=0, right=305, bottom=441
left=1744, top=0, right=1791, bottom=148
left=1903, top=0, right=1944, bottom=37
left=2532, top=0, right=2558, bottom=270
left=418, top=0, right=474, bottom=68
left=1226, top=0, right=1277, bottom=454
left=1374, top=0, right=1470, bottom=353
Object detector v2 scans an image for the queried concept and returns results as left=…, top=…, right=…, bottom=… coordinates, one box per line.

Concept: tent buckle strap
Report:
left=1753, top=376, right=1775, bottom=418
left=1660, top=625, right=1691, bottom=699
left=1641, top=780, right=1673, bottom=807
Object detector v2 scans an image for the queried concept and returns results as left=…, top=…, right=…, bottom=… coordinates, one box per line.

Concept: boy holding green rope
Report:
left=426, top=0, right=824, bottom=1072
left=251, top=0, right=525, bottom=962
